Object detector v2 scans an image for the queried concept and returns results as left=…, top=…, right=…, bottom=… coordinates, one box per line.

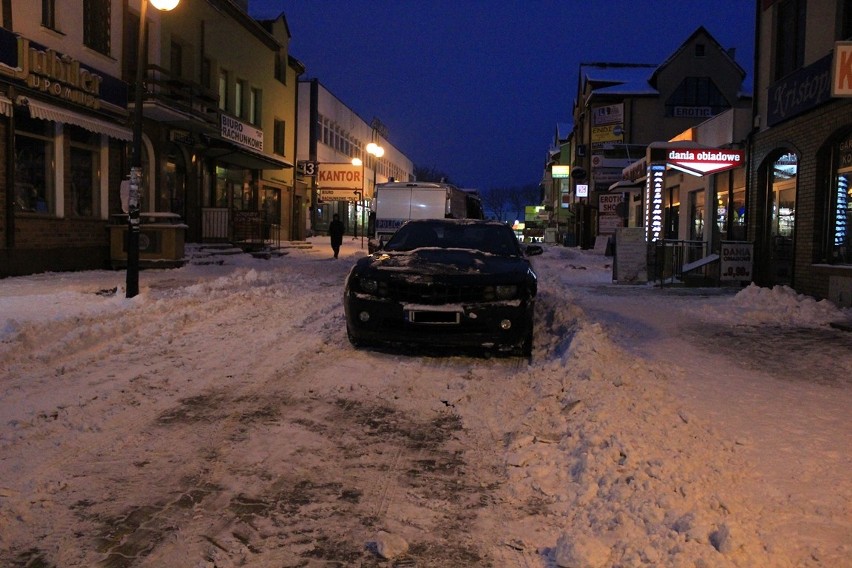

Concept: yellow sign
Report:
left=317, top=163, right=363, bottom=189
left=591, top=124, right=623, bottom=144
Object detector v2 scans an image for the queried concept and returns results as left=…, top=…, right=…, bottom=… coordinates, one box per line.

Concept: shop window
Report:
left=716, top=168, right=747, bottom=241
left=830, top=134, right=852, bottom=264
left=68, top=127, right=101, bottom=218
left=84, top=0, right=110, bottom=55
left=14, top=113, right=55, bottom=215
left=164, top=144, right=186, bottom=217
left=273, top=119, right=285, bottom=156
left=688, top=190, right=705, bottom=241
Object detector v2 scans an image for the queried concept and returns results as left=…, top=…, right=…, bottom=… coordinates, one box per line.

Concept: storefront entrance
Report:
left=767, top=152, right=798, bottom=286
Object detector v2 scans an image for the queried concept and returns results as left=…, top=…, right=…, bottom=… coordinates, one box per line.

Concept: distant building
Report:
left=296, top=78, right=414, bottom=236
left=748, top=0, right=852, bottom=306
left=558, top=27, right=752, bottom=249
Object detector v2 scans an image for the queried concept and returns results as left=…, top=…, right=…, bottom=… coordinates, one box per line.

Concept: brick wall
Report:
left=749, top=99, right=852, bottom=300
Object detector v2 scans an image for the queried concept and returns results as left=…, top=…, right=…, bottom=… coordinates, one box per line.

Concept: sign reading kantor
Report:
left=317, top=164, right=363, bottom=189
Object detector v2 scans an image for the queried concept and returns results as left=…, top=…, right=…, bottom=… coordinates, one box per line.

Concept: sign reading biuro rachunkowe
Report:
left=221, top=115, right=263, bottom=152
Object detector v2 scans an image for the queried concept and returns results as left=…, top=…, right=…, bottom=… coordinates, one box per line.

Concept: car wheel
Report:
left=514, top=329, right=533, bottom=359
left=347, top=325, right=362, bottom=348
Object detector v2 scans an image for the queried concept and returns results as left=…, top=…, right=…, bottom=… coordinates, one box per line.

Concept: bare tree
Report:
left=414, top=165, right=454, bottom=184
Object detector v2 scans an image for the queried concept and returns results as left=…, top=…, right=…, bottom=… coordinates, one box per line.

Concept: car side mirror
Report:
left=525, top=244, right=544, bottom=256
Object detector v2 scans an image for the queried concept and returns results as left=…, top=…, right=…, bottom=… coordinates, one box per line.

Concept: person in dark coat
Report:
left=329, top=214, right=345, bottom=258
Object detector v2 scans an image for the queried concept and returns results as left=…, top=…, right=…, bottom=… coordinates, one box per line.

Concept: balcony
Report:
left=136, top=65, right=219, bottom=130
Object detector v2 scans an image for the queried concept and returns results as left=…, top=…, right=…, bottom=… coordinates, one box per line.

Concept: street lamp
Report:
left=365, top=141, right=384, bottom=233
left=126, top=0, right=180, bottom=298
left=352, top=157, right=364, bottom=248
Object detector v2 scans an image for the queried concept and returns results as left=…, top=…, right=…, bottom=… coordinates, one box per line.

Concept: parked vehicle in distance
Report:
left=368, top=181, right=483, bottom=252
left=344, top=218, right=542, bottom=357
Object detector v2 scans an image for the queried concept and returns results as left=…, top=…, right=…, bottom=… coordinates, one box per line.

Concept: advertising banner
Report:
left=317, top=164, right=363, bottom=189
left=720, top=242, right=754, bottom=281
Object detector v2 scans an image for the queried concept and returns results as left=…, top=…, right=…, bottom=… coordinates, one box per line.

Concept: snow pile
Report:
left=499, top=316, right=778, bottom=567
left=691, top=283, right=851, bottom=328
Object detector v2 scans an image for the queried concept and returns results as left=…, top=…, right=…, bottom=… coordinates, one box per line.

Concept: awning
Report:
left=202, top=133, right=293, bottom=170
left=0, top=95, right=12, bottom=117
left=20, top=97, right=132, bottom=140
left=608, top=179, right=644, bottom=192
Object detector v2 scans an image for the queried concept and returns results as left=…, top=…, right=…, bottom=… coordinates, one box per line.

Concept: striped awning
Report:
left=21, top=97, right=132, bottom=140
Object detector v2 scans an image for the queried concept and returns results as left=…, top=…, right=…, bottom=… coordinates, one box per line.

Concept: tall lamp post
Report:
left=352, top=157, right=365, bottom=249
left=365, top=141, right=384, bottom=247
left=126, top=0, right=180, bottom=298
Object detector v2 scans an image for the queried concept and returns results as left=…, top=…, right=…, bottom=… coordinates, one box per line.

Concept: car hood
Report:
left=359, top=248, right=531, bottom=277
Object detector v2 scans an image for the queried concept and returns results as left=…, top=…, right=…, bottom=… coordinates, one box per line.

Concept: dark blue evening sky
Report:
left=248, top=1, right=756, bottom=191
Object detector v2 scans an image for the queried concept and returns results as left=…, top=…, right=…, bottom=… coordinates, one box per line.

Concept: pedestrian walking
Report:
left=329, top=214, right=345, bottom=259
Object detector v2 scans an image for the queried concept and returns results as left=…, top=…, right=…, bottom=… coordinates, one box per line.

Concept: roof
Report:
left=650, top=26, right=747, bottom=86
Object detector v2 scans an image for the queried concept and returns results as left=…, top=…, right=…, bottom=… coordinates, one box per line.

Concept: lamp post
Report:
left=126, top=0, right=180, bottom=298
left=365, top=141, right=384, bottom=246
left=352, top=157, right=365, bottom=249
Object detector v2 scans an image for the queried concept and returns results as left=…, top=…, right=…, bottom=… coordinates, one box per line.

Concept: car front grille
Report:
left=386, top=280, right=487, bottom=304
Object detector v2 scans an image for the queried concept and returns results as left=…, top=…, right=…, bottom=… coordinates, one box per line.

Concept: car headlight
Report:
left=359, top=278, right=379, bottom=293
left=495, top=285, right=518, bottom=300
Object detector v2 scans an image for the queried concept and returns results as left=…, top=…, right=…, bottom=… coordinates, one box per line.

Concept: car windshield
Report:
left=384, top=222, right=521, bottom=256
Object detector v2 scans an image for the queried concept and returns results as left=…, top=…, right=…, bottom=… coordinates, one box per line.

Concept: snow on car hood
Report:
left=363, top=248, right=530, bottom=276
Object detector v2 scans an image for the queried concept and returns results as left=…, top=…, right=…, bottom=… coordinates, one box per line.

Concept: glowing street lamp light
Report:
left=126, top=0, right=180, bottom=298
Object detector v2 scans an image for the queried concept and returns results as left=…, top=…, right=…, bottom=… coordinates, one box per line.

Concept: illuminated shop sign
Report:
left=666, top=148, right=745, bottom=176
left=317, top=163, right=363, bottom=189
left=767, top=53, right=832, bottom=126
left=551, top=164, right=570, bottom=178
left=0, top=28, right=126, bottom=109
left=646, top=164, right=665, bottom=241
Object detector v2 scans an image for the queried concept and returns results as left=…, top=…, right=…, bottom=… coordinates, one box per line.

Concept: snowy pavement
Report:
left=0, top=237, right=850, bottom=567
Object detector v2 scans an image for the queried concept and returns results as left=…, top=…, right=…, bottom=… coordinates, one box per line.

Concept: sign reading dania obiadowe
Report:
left=720, top=241, right=753, bottom=282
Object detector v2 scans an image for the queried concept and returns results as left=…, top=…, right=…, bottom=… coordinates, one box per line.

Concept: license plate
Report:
left=406, top=310, right=461, bottom=324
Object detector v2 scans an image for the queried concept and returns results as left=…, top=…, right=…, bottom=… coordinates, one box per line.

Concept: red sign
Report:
left=666, top=148, right=745, bottom=176
left=833, top=42, right=852, bottom=97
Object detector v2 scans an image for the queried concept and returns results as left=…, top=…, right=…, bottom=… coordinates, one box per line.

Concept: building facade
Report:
left=1, top=0, right=304, bottom=277
left=296, top=78, right=414, bottom=236
left=1, top=0, right=131, bottom=275
left=563, top=27, right=752, bottom=249
left=749, top=0, right=852, bottom=306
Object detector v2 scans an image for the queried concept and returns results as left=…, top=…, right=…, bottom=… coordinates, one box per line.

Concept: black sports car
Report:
left=343, top=218, right=542, bottom=356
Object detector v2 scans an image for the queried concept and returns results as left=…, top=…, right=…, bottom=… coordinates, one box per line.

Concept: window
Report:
left=773, top=0, right=806, bottom=80
left=665, top=77, right=730, bottom=116
left=234, top=80, right=244, bottom=117
left=218, top=70, right=228, bottom=111
left=123, top=10, right=141, bottom=82
left=42, top=0, right=56, bottom=30
left=68, top=127, right=101, bottom=218
left=201, top=57, right=212, bottom=90
left=273, top=119, right=285, bottom=156
left=249, top=88, right=260, bottom=125
left=170, top=41, right=183, bottom=79
left=274, top=51, right=286, bottom=84
left=84, top=0, right=110, bottom=55
left=694, top=43, right=705, bottom=57
left=14, top=113, right=55, bottom=215
left=829, top=134, right=852, bottom=264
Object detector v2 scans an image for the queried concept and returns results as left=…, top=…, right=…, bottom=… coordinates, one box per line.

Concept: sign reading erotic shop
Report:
left=317, top=163, right=363, bottom=189
left=665, top=148, right=745, bottom=176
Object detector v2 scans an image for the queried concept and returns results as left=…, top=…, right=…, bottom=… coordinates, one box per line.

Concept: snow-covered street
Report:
left=1, top=238, right=850, bottom=567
